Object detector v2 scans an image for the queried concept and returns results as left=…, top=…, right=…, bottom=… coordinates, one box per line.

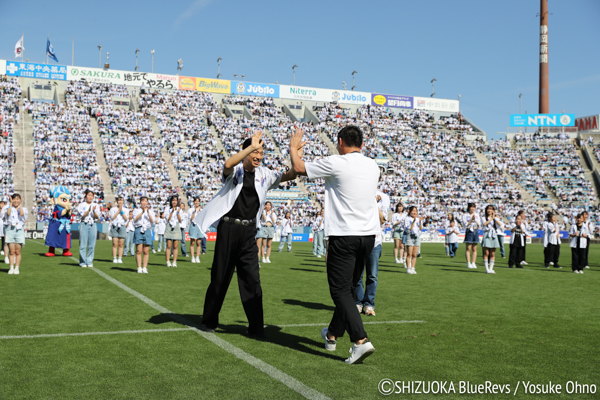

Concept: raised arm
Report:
left=289, top=128, right=307, bottom=177
left=223, top=130, right=263, bottom=177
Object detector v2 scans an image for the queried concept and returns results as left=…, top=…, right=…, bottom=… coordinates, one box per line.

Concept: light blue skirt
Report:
left=405, top=233, right=421, bottom=247
left=392, top=226, right=404, bottom=239
left=188, top=223, right=204, bottom=239
left=109, top=225, right=127, bottom=238
left=481, top=232, right=500, bottom=248
left=263, top=226, right=275, bottom=239
left=133, top=227, right=153, bottom=245
left=255, top=227, right=267, bottom=239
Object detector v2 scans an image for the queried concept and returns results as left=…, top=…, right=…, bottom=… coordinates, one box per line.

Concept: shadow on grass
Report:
left=282, top=299, right=334, bottom=311
left=440, top=269, right=482, bottom=273
left=111, top=266, right=138, bottom=273
left=146, top=312, right=345, bottom=362
left=378, top=268, right=407, bottom=274
left=0, top=268, right=9, bottom=273
left=289, top=267, right=324, bottom=274
left=299, top=262, right=325, bottom=268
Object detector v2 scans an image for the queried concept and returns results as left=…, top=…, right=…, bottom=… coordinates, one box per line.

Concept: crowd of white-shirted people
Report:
left=2, top=74, right=600, bottom=277
left=0, top=76, right=19, bottom=202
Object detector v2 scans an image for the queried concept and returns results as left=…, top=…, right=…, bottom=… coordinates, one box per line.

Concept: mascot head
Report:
left=50, top=185, right=72, bottom=208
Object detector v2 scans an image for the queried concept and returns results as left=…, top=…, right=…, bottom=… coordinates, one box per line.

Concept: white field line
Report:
left=29, top=240, right=330, bottom=400
left=0, top=328, right=192, bottom=340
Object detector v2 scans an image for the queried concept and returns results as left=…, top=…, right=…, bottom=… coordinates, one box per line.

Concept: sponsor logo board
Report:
left=510, top=114, right=575, bottom=127
left=7, top=61, right=67, bottom=80
left=413, top=96, right=459, bottom=113
left=231, top=81, right=279, bottom=97
left=196, top=77, right=230, bottom=93
left=371, top=93, right=413, bottom=109
left=67, top=66, right=125, bottom=84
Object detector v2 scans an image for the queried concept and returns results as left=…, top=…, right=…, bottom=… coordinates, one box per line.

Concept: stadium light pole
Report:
left=97, top=45, right=102, bottom=68
left=431, top=78, right=437, bottom=97
left=151, top=50, right=155, bottom=73
left=177, top=59, right=183, bottom=75
left=135, top=49, right=139, bottom=71
left=292, top=64, right=298, bottom=85
left=242, top=74, right=245, bottom=81
left=342, top=81, right=347, bottom=90
left=351, top=71, right=357, bottom=91
left=105, top=52, right=109, bottom=69
left=217, top=57, right=222, bottom=79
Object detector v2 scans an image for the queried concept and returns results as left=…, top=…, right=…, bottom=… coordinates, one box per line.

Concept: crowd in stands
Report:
left=0, top=76, right=19, bottom=201
left=26, top=97, right=106, bottom=222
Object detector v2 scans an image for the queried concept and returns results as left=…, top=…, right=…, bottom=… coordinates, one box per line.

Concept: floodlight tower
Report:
left=538, top=0, right=549, bottom=114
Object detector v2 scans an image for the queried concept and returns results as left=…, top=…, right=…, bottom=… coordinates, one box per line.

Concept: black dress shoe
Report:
left=246, top=330, right=268, bottom=341
left=199, top=324, right=216, bottom=333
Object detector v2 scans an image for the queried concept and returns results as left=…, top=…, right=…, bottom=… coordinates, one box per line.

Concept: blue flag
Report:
left=46, top=38, right=58, bottom=62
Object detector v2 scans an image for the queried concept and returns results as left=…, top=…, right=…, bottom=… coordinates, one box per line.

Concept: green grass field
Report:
left=1, top=240, right=599, bottom=399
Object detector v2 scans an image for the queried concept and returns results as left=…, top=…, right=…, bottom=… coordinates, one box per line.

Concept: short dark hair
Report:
left=140, top=196, right=148, bottom=202
left=11, top=193, right=21, bottom=200
left=242, top=138, right=252, bottom=150
left=337, top=125, right=363, bottom=148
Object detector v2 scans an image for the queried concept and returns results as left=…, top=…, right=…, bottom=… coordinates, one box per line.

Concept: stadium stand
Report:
left=0, top=76, right=19, bottom=202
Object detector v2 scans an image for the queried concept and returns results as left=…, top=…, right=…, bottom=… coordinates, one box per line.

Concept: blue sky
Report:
left=1, top=0, right=599, bottom=139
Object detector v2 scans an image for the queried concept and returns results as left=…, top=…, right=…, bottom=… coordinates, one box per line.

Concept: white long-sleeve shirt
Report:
left=543, top=222, right=561, bottom=246
left=570, top=224, right=590, bottom=249
left=462, top=213, right=481, bottom=231
left=1, top=205, right=28, bottom=230
left=194, top=164, right=283, bottom=233
left=77, top=202, right=101, bottom=225
left=281, top=218, right=294, bottom=235
left=133, top=209, right=155, bottom=233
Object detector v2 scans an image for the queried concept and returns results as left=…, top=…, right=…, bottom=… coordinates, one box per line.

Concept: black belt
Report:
left=222, top=216, right=255, bottom=226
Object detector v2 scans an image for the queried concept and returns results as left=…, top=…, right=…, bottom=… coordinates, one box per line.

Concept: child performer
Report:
left=133, top=196, right=155, bottom=274
left=569, top=214, right=589, bottom=274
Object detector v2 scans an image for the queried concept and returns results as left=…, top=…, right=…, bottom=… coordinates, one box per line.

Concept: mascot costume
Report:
left=45, top=185, right=73, bottom=257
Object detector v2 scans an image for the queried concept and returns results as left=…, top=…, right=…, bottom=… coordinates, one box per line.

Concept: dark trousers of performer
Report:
left=326, top=235, right=375, bottom=343
left=509, top=243, right=524, bottom=268
left=572, top=246, right=585, bottom=272
left=544, top=243, right=560, bottom=267
left=584, top=243, right=590, bottom=267
left=202, top=220, right=263, bottom=335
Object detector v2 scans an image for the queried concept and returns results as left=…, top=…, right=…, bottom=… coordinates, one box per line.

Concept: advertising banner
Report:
left=0, top=59, right=6, bottom=75
left=413, top=97, right=459, bottom=113
left=196, top=77, right=230, bottom=94
left=178, top=76, right=196, bottom=90
left=510, top=114, right=575, bottom=127
left=331, top=90, right=370, bottom=105
left=279, top=85, right=331, bottom=102
left=371, top=93, right=413, bottom=109
left=67, top=66, right=125, bottom=85
left=575, top=114, right=599, bottom=132
left=6, top=61, right=67, bottom=80
left=123, top=72, right=178, bottom=90
left=231, top=81, right=279, bottom=98
left=280, top=85, right=370, bottom=104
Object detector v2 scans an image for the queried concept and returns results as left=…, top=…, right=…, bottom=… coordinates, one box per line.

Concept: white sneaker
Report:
left=113, top=258, right=118, bottom=264
left=345, top=341, right=375, bottom=364
left=472, top=263, right=477, bottom=269
left=317, top=255, right=322, bottom=258
left=167, top=261, right=172, bottom=267
left=399, top=258, right=404, bottom=264
left=549, top=262, right=554, bottom=266
left=142, top=267, right=148, bottom=274
left=574, top=270, right=579, bottom=274
left=356, top=304, right=363, bottom=313
left=8, top=266, right=14, bottom=274
left=395, top=258, right=400, bottom=264
left=87, top=265, right=94, bottom=268
left=580, top=270, right=584, bottom=274
left=137, top=267, right=143, bottom=273
left=585, top=266, right=589, bottom=269
left=185, top=254, right=190, bottom=258
left=196, top=257, right=201, bottom=263
left=172, top=262, right=177, bottom=268
left=321, top=327, right=336, bottom=351
left=521, top=261, right=528, bottom=265
left=80, top=264, right=87, bottom=268
left=13, top=266, right=19, bottom=275
left=412, top=268, right=417, bottom=274
left=265, top=258, right=271, bottom=263
left=467, top=263, right=472, bottom=269
left=152, top=250, right=157, bottom=254
left=191, top=258, right=196, bottom=264
left=1, top=250, right=4, bottom=255
left=4, top=257, right=9, bottom=264
left=117, top=259, right=123, bottom=264
left=262, top=257, right=267, bottom=263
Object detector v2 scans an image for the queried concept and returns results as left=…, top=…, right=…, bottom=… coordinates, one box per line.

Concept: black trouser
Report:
left=544, top=243, right=560, bottom=267
left=326, top=235, right=375, bottom=343
left=584, top=243, right=590, bottom=267
left=572, top=247, right=585, bottom=271
left=509, top=244, right=524, bottom=268
left=202, top=220, right=263, bottom=335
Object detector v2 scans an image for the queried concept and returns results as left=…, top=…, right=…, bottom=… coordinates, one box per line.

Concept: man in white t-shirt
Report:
left=290, top=125, right=380, bottom=365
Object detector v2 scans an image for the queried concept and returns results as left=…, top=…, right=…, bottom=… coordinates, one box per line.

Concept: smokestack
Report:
left=539, top=0, right=549, bottom=114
